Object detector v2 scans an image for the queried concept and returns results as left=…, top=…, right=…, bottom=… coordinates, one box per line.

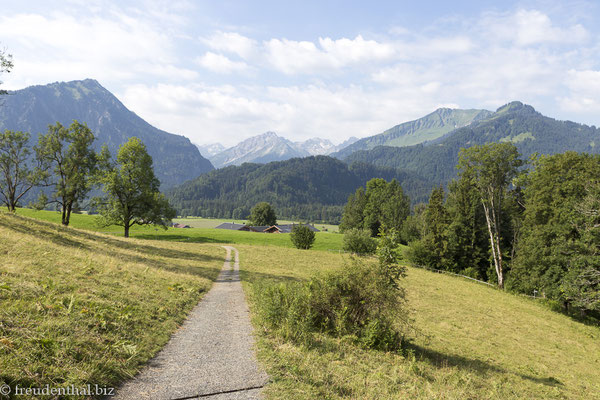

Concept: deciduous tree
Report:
left=94, top=137, right=176, bottom=238
left=457, top=143, right=523, bottom=288
left=248, top=202, right=277, bottom=226
left=36, top=121, right=97, bottom=225
left=0, top=130, right=47, bottom=211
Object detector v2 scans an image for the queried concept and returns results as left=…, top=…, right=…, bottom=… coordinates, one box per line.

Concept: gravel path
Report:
left=113, top=246, right=268, bottom=400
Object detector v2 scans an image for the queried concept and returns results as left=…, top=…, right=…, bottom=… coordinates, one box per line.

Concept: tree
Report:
left=342, top=228, right=377, bottom=255
left=444, top=171, right=490, bottom=278
left=36, top=121, right=97, bottom=225
left=94, top=137, right=176, bottom=238
left=248, top=202, right=277, bottom=226
left=340, top=178, right=410, bottom=237
left=0, top=46, right=13, bottom=96
left=339, top=187, right=367, bottom=232
left=510, top=153, right=600, bottom=310
left=290, top=225, right=316, bottom=250
left=0, top=130, right=46, bottom=211
left=457, top=143, right=522, bottom=288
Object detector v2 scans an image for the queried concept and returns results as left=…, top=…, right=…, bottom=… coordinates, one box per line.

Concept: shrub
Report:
left=290, top=225, right=316, bottom=249
left=253, top=258, right=410, bottom=351
left=343, top=228, right=376, bottom=255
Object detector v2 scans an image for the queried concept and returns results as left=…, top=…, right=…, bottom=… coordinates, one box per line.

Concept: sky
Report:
left=0, top=0, right=599, bottom=147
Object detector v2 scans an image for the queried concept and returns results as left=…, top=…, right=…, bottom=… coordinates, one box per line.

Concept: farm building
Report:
left=214, top=223, right=319, bottom=233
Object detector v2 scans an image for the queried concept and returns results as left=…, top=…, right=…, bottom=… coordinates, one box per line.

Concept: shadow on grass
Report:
left=0, top=214, right=225, bottom=280
left=405, top=342, right=564, bottom=387
left=134, top=234, right=229, bottom=244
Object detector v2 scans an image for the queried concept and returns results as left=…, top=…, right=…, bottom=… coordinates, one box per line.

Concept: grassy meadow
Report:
left=0, top=211, right=225, bottom=396
left=3, top=208, right=600, bottom=399
left=14, top=208, right=344, bottom=251
left=238, top=245, right=600, bottom=399
left=173, top=216, right=340, bottom=232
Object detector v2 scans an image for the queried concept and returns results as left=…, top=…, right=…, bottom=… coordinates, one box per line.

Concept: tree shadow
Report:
left=1, top=214, right=225, bottom=280
left=134, top=233, right=229, bottom=245
left=404, top=342, right=564, bottom=387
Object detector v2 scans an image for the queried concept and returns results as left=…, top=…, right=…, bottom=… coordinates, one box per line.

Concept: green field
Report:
left=14, top=209, right=344, bottom=251
left=173, top=216, right=340, bottom=232
left=3, top=209, right=600, bottom=399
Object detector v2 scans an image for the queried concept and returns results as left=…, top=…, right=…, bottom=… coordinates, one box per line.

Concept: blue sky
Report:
left=1, top=0, right=599, bottom=146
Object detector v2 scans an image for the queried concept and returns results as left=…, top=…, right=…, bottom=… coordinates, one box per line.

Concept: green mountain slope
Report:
left=0, top=79, right=214, bottom=188
left=333, top=107, right=492, bottom=158
left=344, top=101, right=600, bottom=187
left=167, top=156, right=431, bottom=223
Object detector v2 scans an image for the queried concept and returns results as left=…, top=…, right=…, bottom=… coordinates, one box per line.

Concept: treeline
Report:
left=0, top=122, right=174, bottom=237
left=166, top=156, right=432, bottom=223
left=341, top=143, right=600, bottom=315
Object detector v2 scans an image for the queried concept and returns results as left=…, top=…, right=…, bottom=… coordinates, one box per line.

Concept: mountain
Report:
left=294, top=137, right=335, bottom=155
left=344, top=101, right=600, bottom=188
left=0, top=79, right=214, bottom=188
left=333, top=108, right=492, bottom=159
left=209, top=132, right=310, bottom=168
left=196, top=142, right=225, bottom=157
left=167, top=155, right=431, bottom=223
left=331, top=136, right=360, bottom=153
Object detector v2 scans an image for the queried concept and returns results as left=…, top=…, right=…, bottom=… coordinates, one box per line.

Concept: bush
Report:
left=343, top=228, right=377, bottom=255
left=253, top=258, right=410, bottom=351
left=290, top=225, right=316, bottom=249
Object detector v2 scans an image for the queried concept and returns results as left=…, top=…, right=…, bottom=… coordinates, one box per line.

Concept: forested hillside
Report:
left=167, top=156, right=431, bottom=223
left=344, top=102, right=600, bottom=186
left=333, top=107, right=492, bottom=159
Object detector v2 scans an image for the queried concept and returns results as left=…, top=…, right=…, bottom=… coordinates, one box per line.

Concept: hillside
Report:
left=333, top=107, right=492, bottom=159
left=0, top=211, right=223, bottom=393
left=240, top=245, right=600, bottom=399
left=0, top=79, right=214, bottom=188
left=345, top=101, right=600, bottom=186
left=167, top=156, right=431, bottom=223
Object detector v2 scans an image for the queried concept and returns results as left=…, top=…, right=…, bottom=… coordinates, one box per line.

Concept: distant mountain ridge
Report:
left=0, top=79, right=214, bottom=188
left=344, top=101, right=600, bottom=187
left=207, top=132, right=354, bottom=168
left=333, top=108, right=493, bottom=159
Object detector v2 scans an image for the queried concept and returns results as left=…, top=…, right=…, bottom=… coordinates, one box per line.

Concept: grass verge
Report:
left=0, top=211, right=224, bottom=398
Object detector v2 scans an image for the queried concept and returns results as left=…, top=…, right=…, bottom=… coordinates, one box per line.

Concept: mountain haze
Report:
left=0, top=79, right=214, bottom=188
left=333, top=108, right=492, bottom=159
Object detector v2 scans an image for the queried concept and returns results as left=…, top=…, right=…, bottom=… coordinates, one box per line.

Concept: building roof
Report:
left=214, top=223, right=246, bottom=230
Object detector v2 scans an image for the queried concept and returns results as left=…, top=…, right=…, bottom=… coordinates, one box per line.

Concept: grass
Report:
left=173, top=217, right=340, bottom=233
left=238, top=245, right=600, bottom=399
left=14, top=208, right=344, bottom=251
left=7, top=208, right=600, bottom=398
left=0, top=211, right=224, bottom=397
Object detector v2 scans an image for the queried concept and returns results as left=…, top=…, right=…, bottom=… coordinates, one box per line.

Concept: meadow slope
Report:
left=0, top=212, right=224, bottom=397
left=239, top=245, right=600, bottom=399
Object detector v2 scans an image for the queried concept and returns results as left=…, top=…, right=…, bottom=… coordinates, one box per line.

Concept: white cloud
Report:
left=195, top=52, right=249, bottom=73
left=201, top=31, right=258, bottom=59
left=483, top=9, right=589, bottom=46
left=264, top=35, right=394, bottom=74
left=0, top=10, right=186, bottom=89
left=559, top=69, right=600, bottom=114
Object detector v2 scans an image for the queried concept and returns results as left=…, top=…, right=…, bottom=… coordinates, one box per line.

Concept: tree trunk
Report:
left=124, top=224, right=130, bottom=238
left=482, top=202, right=504, bottom=288
left=61, top=204, right=68, bottom=226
